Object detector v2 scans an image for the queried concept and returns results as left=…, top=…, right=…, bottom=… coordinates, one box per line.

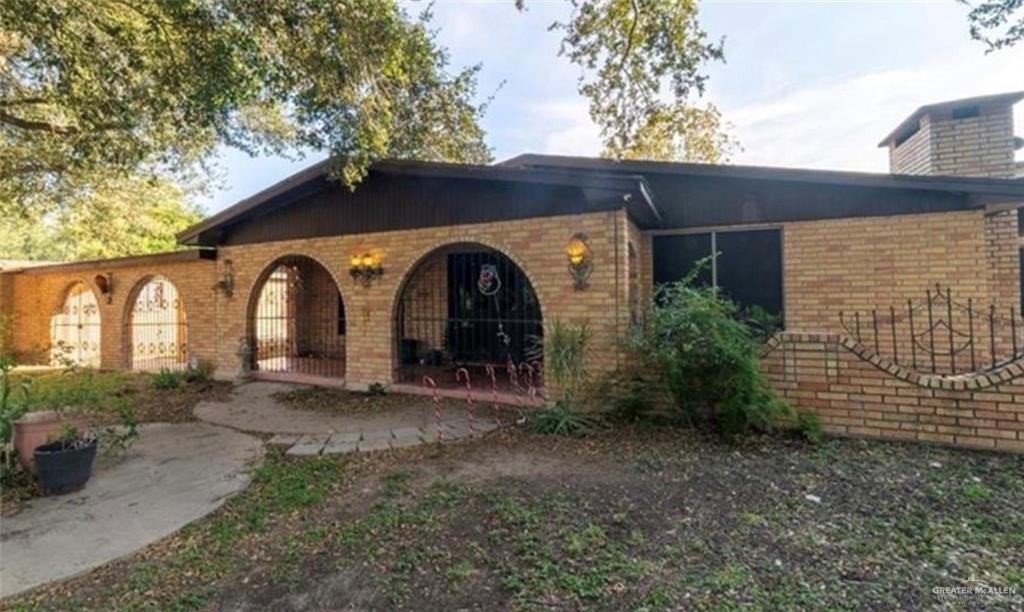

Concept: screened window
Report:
left=653, top=228, right=784, bottom=321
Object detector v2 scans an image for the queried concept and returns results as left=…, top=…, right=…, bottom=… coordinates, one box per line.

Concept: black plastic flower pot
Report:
left=33, top=438, right=98, bottom=495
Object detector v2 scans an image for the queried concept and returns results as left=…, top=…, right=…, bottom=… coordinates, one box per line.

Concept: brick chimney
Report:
left=879, top=91, right=1024, bottom=179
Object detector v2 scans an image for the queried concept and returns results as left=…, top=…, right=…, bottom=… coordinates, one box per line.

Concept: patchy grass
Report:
left=7, top=430, right=1024, bottom=610
left=14, top=369, right=232, bottom=425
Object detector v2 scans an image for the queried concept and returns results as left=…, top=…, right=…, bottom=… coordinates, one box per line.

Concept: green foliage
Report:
left=630, top=262, right=795, bottom=437
left=0, top=354, right=32, bottom=445
left=528, top=404, right=599, bottom=437
left=798, top=411, right=823, bottom=444
left=601, top=102, right=739, bottom=163
left=1, top=0, right=491, bottom=221
left=0, top=175, right=203, bottom=261
left=528, top=320, right=597, bottom=436
left=150, top=365, right=208, bottom=390
left=964, top=0, right=1023, bottom=51
left=541, top=320, right=591, bottom=407
left=550, top=0, right=727, bottom=158
left=151, top=369, right=185, bottom=391
left=367, top=382, right=388, bottom=397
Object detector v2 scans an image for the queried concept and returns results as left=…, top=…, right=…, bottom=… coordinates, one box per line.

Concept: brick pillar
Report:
left=985, top=209, right=1021, bottom=313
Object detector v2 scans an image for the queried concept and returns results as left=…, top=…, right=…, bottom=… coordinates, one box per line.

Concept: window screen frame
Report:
left=650, top=224, right=786, bottom=325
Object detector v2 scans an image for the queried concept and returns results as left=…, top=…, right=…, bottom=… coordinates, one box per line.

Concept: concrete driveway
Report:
left=0, top=422, right=263, bottom=599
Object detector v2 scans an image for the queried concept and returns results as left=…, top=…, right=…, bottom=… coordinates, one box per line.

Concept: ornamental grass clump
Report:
left=631, top=265, right=800, bottom=438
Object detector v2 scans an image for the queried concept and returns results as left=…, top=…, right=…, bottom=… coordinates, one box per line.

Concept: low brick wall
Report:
left=763, top=332, right=1024, bottom=453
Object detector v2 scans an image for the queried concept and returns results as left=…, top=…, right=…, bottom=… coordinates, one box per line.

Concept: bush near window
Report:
left=629, top=265, right=816, bottom=439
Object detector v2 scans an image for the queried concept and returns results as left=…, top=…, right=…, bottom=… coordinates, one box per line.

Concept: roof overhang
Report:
left=501, top=154, right=1024, bottom=203
left=177, top=158, right=661, bottom=245
left=13, top=249, right=216, bottom=275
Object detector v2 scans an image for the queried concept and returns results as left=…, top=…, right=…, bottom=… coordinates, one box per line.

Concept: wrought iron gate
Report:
left=128, top=277, right=188, bottom=372
left=51, top=282, right=101, bottom=368
left=396, top=245, right=543, bottom=388
left=251, top=256, right=346, bottom=378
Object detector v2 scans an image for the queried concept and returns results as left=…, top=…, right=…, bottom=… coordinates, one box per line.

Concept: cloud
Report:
left=723, top=50, right=1024, bottom=171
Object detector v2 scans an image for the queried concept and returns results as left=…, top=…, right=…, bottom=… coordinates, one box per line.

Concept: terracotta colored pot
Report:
left=13, top=411, right=75, bottom=472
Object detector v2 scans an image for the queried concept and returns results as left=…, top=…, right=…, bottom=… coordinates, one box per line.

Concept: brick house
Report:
left=2, top=92, right=1024, bottom=450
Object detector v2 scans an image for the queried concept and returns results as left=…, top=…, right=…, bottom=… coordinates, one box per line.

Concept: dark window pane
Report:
left=715, top=229, right=784, bottom=320
left=652, top=233, right=712, bottom=287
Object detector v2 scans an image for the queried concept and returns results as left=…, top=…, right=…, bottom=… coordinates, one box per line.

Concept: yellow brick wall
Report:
left=3, top=260, right=218, bottom=369
left=783, top=210, right=1019, bottom=331
left=3, top=211, right=630, bottom=389
left=763, top=332, right=1024, bottom=453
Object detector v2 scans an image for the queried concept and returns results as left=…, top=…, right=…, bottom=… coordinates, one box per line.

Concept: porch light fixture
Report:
left=565, top=233, right=592, bottom=290
left=94, top=273, right=113, bottom=304
left=214, top=259, right=235, bottom=298
left=349, top=252, right=383, bottom=286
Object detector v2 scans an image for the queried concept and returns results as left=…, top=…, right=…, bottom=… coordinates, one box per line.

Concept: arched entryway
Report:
left=126, top=276, right=189, bottom=371
left=395, top=243, right=543, bottom=390
left=50, top=282, right=101, bottom=368
left=249, top=255, right=346, bottom=380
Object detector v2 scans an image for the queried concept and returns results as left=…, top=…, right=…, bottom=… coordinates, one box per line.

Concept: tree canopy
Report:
left=601, top=102, right=738, bottom=163
left=2, top=0, right=731, bottom=260
left=0, top=175, right=203, bottom=261
left=0, top=0, right=491, bottom=219
left=551, top=0, right=729, bottom=162
left=963, top=0, right=1023, bottom=50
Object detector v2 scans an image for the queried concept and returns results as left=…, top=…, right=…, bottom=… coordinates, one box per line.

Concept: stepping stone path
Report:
left=196, top=382, right=512, bottom=457
left=274, top=420, right=501, bottom=456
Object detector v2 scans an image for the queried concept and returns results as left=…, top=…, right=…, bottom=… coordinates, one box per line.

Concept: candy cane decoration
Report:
left=422, top=375, right=443, bottom=442
left=455, top=367, right=476, bottom=435
left=485, top=363, right=501, bottom=426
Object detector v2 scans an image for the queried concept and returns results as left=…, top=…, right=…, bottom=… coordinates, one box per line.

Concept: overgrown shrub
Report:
left=152, top=364, right=210, bottom=390
left=528, top=404, right=599, bottom=437
left=151, top=369, right=184, bottom=390
left=527, top=320, right=599, bottom=436
left=630, top=265, right=801, bottom=438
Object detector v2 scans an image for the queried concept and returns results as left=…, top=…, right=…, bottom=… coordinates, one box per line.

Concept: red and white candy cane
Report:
left=484, top=363, right=500, bottom=425
left=422, top=375, right=443, bottom=442
left=455, top=367, right=476, bottom=435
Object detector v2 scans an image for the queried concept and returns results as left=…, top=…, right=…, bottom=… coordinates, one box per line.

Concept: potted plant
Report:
left=34, top=424, right=98, bottom=495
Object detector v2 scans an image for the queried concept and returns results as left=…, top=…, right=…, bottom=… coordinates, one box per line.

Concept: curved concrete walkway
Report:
left=195, top=382, right=503, bottom=456
left=0, top=422, right=262, bottom=599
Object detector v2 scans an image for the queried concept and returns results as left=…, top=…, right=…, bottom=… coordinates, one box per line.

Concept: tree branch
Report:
left=615, top=0, right=641, bottom=76
left=0, top=110, right=77, bottom=134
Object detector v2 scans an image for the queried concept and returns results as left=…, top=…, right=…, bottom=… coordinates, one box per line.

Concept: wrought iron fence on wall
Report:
left=839, top=284, right=1024, bottom=375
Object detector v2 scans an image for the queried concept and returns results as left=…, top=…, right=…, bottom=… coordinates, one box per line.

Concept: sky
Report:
left=202, top=0, right=1024, bottom=214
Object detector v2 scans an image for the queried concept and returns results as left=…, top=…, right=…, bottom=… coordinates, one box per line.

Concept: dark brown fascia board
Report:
left=17, top=249, right=216, bottom=275
left=178, top=158, right=660, bottom=244
left=500, top=153, right=1024, bottom=200
left=878, top=90, right=1024, bottom=147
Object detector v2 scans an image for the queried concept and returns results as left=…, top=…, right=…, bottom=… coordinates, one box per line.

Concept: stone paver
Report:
left=322, top=433, right=360, bottom=455
left=285, top=434, right=330, bottom=457
left=195, top=382, right=510, bottom=458
left=0, top=423, right=262, bottom=599
left=268, top=434, right=301, bottom=446
left=357, top=437, right=393, bottom=453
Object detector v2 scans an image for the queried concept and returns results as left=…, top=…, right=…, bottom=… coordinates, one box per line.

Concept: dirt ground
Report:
left=8, top=428, right=1024, bottom=611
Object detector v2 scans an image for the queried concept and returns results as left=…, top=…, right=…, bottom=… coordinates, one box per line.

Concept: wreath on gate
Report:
left=477, top=263, right=501, bottom=296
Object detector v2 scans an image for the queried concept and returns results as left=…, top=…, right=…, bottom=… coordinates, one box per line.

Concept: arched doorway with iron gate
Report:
left=126, top=276, right=189, bottom=372
left=50, top=281, right=102, bottom=368
left=395, top=243, right=543, bottom=390
left=248, top=255, right=346, bottom=381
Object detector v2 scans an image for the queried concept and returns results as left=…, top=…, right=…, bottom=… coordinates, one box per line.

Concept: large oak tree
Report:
left=2, top=0, right=729, bottom=259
